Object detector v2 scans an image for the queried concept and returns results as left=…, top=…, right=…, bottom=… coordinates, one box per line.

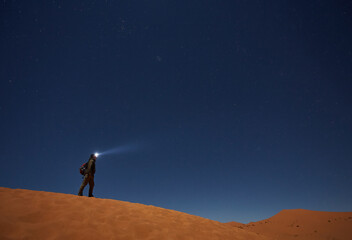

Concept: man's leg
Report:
left=88, top=175, right=94, bottom=197
left=78, top=175, right=89, bottom=196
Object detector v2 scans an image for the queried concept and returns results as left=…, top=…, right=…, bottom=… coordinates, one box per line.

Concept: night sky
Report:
left=1, top=1, right=352, bottom=223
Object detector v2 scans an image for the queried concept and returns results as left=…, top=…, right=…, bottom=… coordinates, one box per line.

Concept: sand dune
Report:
left=0, top=187, right=267, bottom=240
left=1, top=187, right=351, bottom=240
left=227, top=209, right=352, bottom=240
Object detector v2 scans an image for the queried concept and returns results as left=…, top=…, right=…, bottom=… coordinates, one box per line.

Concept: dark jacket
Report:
left=86, top=158, right=96, bottom=175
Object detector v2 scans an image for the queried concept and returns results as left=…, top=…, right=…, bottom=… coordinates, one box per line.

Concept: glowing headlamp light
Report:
left=94, top=152, right=99, bottom=157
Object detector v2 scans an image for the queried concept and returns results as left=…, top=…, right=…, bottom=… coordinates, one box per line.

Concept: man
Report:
left=78, top=153, right=97, bottom=197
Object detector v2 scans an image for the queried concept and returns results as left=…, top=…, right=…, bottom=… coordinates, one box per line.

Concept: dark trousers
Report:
left=78, top=174, right=94, bottom=197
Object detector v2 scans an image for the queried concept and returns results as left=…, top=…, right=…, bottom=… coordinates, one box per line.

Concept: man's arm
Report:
left=86, top=159, right=94, bottom=174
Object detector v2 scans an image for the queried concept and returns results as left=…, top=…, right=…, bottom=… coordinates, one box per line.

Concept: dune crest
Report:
left=0, top=187, right=267, bottom=240
left=228, top=209, right=352, bottom=240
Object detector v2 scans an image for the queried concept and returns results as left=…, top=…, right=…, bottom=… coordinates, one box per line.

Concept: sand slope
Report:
left=0, top=187, right=268, bottom=240
left=228, top=209, right=352, bottom=240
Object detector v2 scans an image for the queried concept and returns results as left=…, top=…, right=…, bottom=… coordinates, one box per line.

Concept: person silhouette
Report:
left=78, top=153, right=97, bottom=197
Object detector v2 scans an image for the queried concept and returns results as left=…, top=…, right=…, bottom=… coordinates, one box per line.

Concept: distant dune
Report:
left=227, top=209, right=352, bottom=240
left=0, top=187, right=267, bottom=240
left=1, top=187, right=351, bottom=240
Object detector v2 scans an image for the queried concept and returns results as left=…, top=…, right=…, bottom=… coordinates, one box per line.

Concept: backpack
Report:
left=79, top=162, right=88, bottom=175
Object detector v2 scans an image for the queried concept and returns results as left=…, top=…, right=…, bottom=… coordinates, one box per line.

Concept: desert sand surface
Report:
left=0, top=187, right=268, bottom=240
left=227, top=209, right=352, bottom=240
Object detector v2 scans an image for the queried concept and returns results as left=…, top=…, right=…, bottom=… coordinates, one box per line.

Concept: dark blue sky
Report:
left=1, top=0, right=352, bottom=223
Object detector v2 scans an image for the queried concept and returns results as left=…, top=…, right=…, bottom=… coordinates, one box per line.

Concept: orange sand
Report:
left=227, top=209, right=352, bottom=240
left=0, top=187, right=267, bottom=240
left=1, top=187, right=351, bottom=240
